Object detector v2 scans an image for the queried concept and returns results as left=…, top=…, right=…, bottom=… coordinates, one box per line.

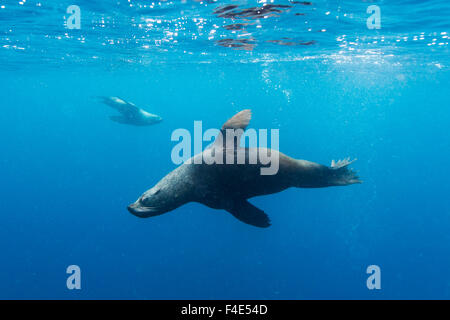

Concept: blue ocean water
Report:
left=0, top=0, right=449, bottom=299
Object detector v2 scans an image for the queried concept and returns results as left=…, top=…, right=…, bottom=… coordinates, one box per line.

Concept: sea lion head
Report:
left=127, top=185, right=171, bottom=218
left=140, top=109, right=163, bottom=124
left=127, top=168, right=191, bottom=218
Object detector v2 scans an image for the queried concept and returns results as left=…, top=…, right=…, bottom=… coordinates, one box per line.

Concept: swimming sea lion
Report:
left=99, top=96, right=162, bottom=126
left=128, top=110, right=361, bottom=228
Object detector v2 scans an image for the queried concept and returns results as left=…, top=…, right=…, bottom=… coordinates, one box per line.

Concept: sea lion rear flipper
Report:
left=226, top=199, right=271, bottom=228
left=212, top=109, right=252, bottom=149
left=329, top=158, right=362, bottom=185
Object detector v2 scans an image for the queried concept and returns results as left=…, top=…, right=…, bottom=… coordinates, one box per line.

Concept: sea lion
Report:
left=99, top=96, right=162, bottom=126
left=128, top=110, right=361, bottom=228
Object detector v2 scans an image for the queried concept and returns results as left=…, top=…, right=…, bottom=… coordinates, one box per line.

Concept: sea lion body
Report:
left=128, top=110, right=360, bottom=227
left=99, top=96, right=162, bottom=126
left=189, top=148, right=320, bottom=203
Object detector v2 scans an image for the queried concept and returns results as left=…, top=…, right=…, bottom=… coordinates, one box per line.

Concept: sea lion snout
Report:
left=127, top=199, right=154, bottom=218
left=127, top=196, right=165, bottom=218
left=127, top=201, right=145, bottom=218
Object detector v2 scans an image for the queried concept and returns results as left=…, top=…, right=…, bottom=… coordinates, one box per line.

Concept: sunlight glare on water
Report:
left=0, top=0, right=449, bottom=69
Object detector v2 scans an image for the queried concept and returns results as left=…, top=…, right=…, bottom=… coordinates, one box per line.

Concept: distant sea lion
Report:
left=99, top=96, right=162, bottom=126
left=128, top=110, right=361, bottom=228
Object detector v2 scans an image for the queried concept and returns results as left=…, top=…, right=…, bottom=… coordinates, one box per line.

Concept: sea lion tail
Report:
left=329, top=158, right=362, bottom=185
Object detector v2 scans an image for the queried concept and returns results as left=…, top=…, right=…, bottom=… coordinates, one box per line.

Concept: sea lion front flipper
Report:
left=221, top=109, right=252, bottom=131
left=213, top=109, right=252, bottom=149
left=226, top=199, right=271, bottom=228
left=109, top=115, right=129, bottom=124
